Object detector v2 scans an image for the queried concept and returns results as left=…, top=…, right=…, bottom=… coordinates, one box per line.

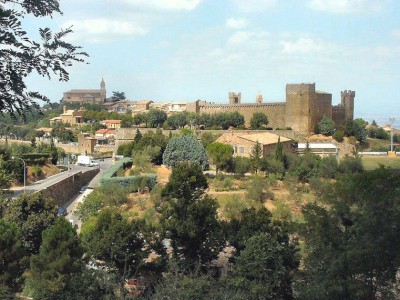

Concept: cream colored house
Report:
left=216, top=131, right=292, bottom=157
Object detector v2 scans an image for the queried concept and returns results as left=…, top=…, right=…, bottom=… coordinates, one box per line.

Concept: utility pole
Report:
left=389, top=118, right=395, bottom=153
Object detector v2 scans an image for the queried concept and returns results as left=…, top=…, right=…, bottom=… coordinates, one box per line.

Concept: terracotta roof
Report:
left=240, top=132, right=291, bottom=145
left=101, top=120, right=121, bottom=124
left=96, top=129, right=108, bottom=134
left=216, top=131, right=291, bottom=146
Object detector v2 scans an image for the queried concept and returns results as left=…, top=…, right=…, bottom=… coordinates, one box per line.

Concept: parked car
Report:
left=57, top=207, right=67, bottom=216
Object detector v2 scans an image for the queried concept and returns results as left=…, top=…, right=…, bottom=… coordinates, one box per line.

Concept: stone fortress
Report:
left=186, top=83, right=355, bottom=133
left=61, top=80, right=355, bottom=134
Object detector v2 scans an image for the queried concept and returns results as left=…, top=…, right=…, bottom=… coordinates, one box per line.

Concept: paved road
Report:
left=64, top=158, right=114, bottom=232
left=9, top=164, right=95, bottom=198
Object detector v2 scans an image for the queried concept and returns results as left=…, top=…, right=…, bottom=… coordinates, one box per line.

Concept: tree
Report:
left=111, top=91, right=126, bottom=102
left=163, top=135, right=208, bottom=169
left=250, top=112, right=269, bottom=129
left=233, top=233, right=299, bottom=299
left=274, top=136, right=284, bottom=162
left=134, top=128, right=142, bottom=142
left=206, top=142, right=234, bottom=174
left=165, top=112, right=190, bottom=129
left=317, top=116, right=335, bottom=136
left=0, top=219, right=25, bottom=292
left=161, top=162, right=208, bottom=202
left=226, top=207, right=275, bottom=256
left=160, top=163, right=223, bottom=269
left=300, top=167, right=400, bottom=299
left=132, top=113, right=146, bottom=127
left=0, top=0, right=88, bottom=118
left=5, top=192, right=57, bottom=255
left=250, top=141, right=263, bottom=174
left=146, top=109, right=167, bottom=128
left=25, top=218, right=84, bottom=299
left=81, top=209, right=147, bottom=295
left=343, top=118, right=367, bottom=143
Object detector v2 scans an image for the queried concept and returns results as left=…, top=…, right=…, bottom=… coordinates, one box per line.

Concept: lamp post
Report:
left=12, top=156, right=26, bottom=194
left=389, top=118, right=395, bottom=153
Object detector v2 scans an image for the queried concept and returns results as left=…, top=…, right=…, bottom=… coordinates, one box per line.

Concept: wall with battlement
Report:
left=310, top=93, right=333, bottom=132
left=198, top=102, right=287, bottom=128
left=332, top=106, right=346, bottom=125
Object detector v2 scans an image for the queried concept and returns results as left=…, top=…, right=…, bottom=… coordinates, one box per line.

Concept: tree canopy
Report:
left=300, top=167, right=400, bottom=299
left=317, top=116, right=335, bottom=136
left=0, top=0, right=88, bottom=118
left=250, top=112, right=269, bottom=129
left=163, top=135, right=208, bottom=169
left=206, top=142, right=234, bottom=174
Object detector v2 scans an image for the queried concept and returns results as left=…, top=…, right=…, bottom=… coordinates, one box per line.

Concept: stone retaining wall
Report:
left=40, top=169, right=100, bottom=206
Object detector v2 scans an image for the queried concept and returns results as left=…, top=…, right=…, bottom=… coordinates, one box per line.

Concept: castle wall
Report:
left=197, top=103, right=287, bottom=128
left=332, top=106, right=346, bottom=126
left=310, top=93, right=332, bottom=132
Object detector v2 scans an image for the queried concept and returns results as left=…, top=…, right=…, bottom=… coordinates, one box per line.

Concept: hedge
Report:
left=100, top=157, right=157, bottom=192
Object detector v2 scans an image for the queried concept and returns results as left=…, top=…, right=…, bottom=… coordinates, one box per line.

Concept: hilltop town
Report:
left=1, top=1, right=400, bottom=300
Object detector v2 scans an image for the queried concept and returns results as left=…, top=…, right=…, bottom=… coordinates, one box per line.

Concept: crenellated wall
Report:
left=197, top=102, right=287, bottom=128
left=186, top=84, right=355, bottom=133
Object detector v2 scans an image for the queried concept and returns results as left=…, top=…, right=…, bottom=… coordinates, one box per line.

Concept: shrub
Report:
left=272, top=200, right=292, bottom=222
left=338, top=156, right=364, bottom=174
left=246, top=176, right=269, bottom=203
left=218, top=195, right=248, bottom=220
left=318, top=156, right=339, bottom=179
left=100, top=157, right=157, bottom=192
left=333, top=130, right=344, bottom=142
left=31, top=166, right=42, bottom=177
left=163, top=135, right=208, bottom=169
left=317, top=116, right=335, bottom=136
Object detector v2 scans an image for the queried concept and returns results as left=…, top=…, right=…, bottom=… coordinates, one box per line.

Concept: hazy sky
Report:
left=20, top=0, right=400, bottom=126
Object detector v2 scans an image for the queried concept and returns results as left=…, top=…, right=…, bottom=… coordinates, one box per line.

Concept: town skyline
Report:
left=18, top=0, right=400, bottom=126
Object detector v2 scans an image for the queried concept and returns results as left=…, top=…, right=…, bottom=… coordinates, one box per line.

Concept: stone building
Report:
left=187, top=83, right=355, bottom=133
left=62, top=78, right=106, bottom=104
left=216, top=131, right=292, bottom=158
left=100, top=119, right=121, bottom=129
left=49, top=106, right=85, bottom=126
left=77, top=133, right=97, bottom=155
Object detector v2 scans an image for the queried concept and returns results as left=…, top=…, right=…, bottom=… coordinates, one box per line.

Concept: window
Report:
left=233, top=145, right=237, bottom=154
left=240, top=147, right=244, bottom=154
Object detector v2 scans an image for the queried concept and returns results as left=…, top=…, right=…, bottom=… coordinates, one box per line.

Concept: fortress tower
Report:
left=256, top=92, right=263, bottom=104
left=229, top=92, right=241, bottom=105
left=100, top=77, right=106, bottom=102
left=341, top=90, right=355, bottom=120
left=285, top=83, right=315, bottom=132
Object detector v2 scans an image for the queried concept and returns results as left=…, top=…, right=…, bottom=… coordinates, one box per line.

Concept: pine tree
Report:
left=134, top=128, right=142, bottom=142
left=274, top=136, right=283, bottom=162
left=250, top=141, right=263, bottom=174
left=26, top=218, right=84, bottom=299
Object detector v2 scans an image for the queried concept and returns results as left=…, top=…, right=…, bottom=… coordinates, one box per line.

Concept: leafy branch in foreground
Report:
left=0, top=0, right=88, bottom=118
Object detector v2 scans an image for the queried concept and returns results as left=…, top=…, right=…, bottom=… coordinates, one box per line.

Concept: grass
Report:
left=362, top=156, right=400, bottom=170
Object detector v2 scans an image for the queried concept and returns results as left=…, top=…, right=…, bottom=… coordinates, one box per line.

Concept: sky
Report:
left=18, top=0, right=400, bottom=127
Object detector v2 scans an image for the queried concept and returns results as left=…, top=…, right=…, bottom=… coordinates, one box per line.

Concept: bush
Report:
left=100, top=157, right=157, bottom=192
left=246, top=176, right=269, bottom=203
left=265, top=159, right=285, bottom=179
left=318, top=156, right=339, bottom=179
left=317, top=116, right=335, bottom=136
left=163, top=135, right=208, bottom=169
left=339, top=156, right=364, bottom=174
left=31, top=166, right=42, bottom=177
left=333, top=130, right=344, bottom=142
